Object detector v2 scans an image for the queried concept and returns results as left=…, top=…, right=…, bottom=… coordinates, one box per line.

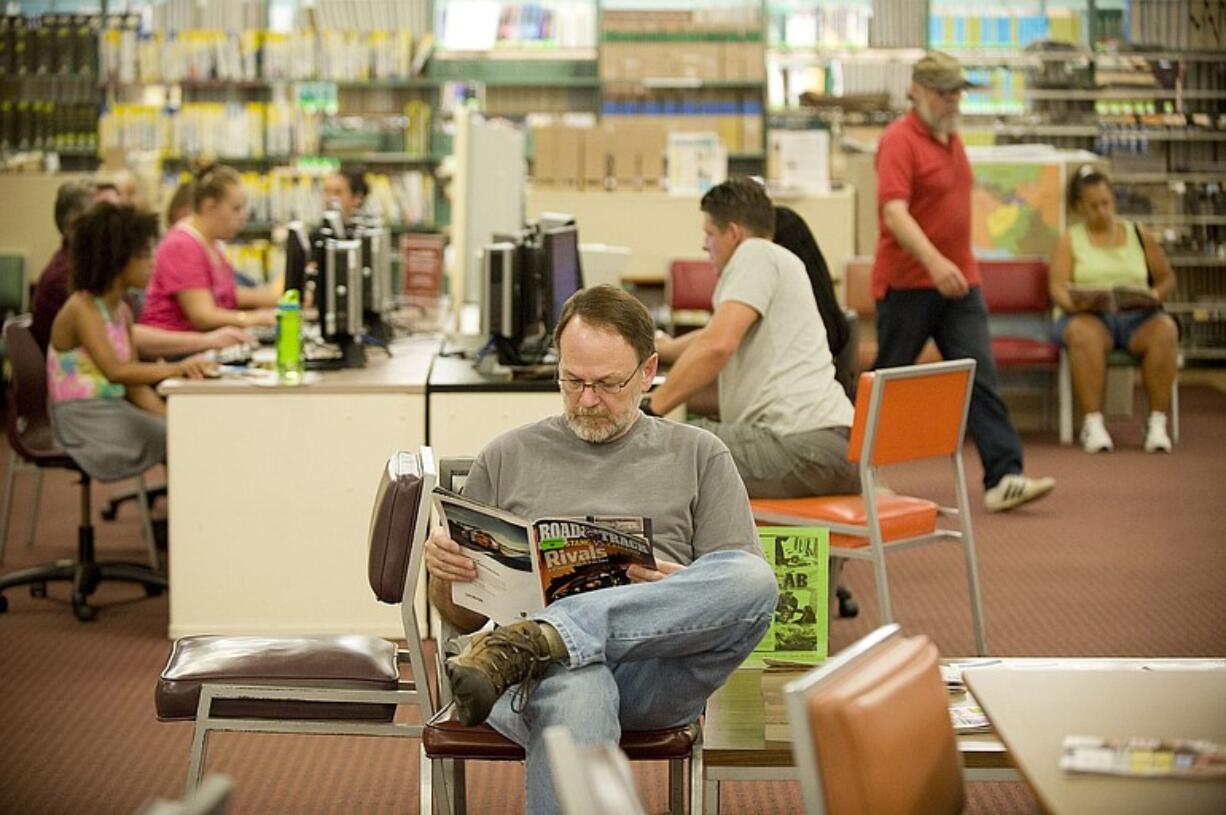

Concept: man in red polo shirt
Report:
left=873, top=51, right=1054, bottom=512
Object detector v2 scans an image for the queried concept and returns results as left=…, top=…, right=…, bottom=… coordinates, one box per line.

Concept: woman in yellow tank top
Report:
left=1048, top=167, right=1179, bottom=454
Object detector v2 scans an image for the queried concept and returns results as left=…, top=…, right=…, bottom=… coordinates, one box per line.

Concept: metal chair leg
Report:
left=135, top=474, right=159, bottom=571
left=0, top=450, right=17, bottom=562
left=24, top=467, right=44, bottom=549
left=668, top=757, right=685, bottom=813
left=185, top=720, right=209, bottom=795
left=688, top=735, right=705, bottom=815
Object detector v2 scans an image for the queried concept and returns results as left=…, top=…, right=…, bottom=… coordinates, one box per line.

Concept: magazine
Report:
left=1060, top=735, right=1226, bottom=779
left=1068, top=284, right=1160, bottom=313
left=742, top=527, right=829, bottom=669
left=433, top=489, right=656, bottom=626
left=949, top=701, right=992, bottom=733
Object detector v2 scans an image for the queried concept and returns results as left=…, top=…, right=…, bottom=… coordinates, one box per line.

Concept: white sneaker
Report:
left=1079, top=413, right=1114, bottom=454
left=984, top=474, right=1056, bottom=513
left=1144, top=412, right=1172, bottom=453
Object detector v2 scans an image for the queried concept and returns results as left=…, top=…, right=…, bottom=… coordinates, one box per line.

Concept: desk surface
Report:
left=966, top=667, right=1226, bottom=815
left=429, top=352, right=559, bottom=393
left=160, top=336, right=439, bottom=396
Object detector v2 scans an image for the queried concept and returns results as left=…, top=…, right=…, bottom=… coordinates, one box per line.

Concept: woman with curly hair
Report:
left=46, top=202, right=213, bottom=481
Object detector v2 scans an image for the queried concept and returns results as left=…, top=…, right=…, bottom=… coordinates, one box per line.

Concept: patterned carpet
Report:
left=1, top=386, right=1224, bottom=814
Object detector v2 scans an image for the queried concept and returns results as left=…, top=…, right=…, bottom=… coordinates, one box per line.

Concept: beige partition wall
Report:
left=526, top=186, right=856, bottom=291
left=0, top=173, right=91, bottom=279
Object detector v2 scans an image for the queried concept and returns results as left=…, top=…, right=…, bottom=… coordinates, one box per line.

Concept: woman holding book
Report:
left=1048, top=166, right=1179, bottom=453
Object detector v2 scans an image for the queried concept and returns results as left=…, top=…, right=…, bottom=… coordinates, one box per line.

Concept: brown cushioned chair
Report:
left=422, top=457, right=705, bottom=815
left=785, top=624, right=964, bottom=815
left=155, top=449, right=439, bottom=805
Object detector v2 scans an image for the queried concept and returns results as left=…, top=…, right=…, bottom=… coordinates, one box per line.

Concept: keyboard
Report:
left=249, top=325, right=277, bottom=345
left=215, top=341, right=258, bottom=366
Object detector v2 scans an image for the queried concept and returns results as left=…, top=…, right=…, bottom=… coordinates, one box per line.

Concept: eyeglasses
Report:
left=557, top=359, right=645, bottom=396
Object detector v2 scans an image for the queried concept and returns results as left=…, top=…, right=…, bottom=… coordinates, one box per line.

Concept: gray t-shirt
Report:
left=462, top=414, right=761, bottom=566
left=715, top=237, right=854, bottom=434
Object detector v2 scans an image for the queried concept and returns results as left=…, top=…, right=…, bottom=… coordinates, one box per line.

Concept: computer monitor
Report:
left=358, top=224, right=390, bottom=314
left=316, top=236, right=366, bottom=368
left=481, top=241, right=523, bottom=341
left=284, top=221, right=310, bottom=299
left=539, top=225, right=583, bottom=335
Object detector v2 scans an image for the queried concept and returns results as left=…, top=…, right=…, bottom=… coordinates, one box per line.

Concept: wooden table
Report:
left=966, top=666, right=1226, bottom=815
left=702, top=667, right=1015, bottom=815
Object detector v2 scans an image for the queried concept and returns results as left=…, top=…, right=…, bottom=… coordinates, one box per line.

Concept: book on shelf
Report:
left=433, top=489, right=656, bottom=626
left=1060, top=736, right=1226, bottom=779
left=1068, top=284, right=1160, bottom=313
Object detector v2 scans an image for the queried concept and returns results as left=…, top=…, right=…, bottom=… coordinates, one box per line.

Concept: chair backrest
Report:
left=368, top=447, right=437, bottom=604
left=977, top=258, right=1049, bottom=314
left=785, top=625, right=964, bottom=815
left=434, top=456, right=479, bottom=703
left=0, top=252, right=28, bottom=318
left=846, top=359, right=976, bottom=467
left=544, top=726, right=648, bottom=815
left=668, top=259, right=718, bottom=312
left=4, top=314, right=56, bottom=459
left=843, top=257, right=875, bottom=318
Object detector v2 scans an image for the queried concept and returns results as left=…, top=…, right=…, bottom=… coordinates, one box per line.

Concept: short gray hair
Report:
left=54, top=180, right=96, bottom=237
left=554, top=285, right=655, bottom=364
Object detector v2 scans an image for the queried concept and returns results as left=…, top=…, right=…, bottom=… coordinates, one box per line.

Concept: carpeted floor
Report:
left=1, top=386, right=1224, bottom=814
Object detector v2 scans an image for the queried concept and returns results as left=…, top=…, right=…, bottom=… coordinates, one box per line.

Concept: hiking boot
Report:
left=445, top=620, right=563, bottom=725
left=984, top=474, right=1055, bottom=513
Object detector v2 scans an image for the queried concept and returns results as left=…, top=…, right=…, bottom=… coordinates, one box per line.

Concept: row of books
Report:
left=188, top=168, right=436, bottom=232
left=0, top=13, right=100, bottom=77
left=144, top=0, right=430, bottom=37
left=437, top=1, right=597, bottom=52
left=100, top=28, right=431, bottom=84
left=928, top=5, right=1086, bottom=49
left=99, top=102, right=322, bottom=158
left=768, top=3, right=872, bottom=51
left=0, top=100, right=96, bottom=153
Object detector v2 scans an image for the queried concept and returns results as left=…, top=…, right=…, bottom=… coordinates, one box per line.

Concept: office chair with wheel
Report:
left=0, top=316, right=165, bottom=621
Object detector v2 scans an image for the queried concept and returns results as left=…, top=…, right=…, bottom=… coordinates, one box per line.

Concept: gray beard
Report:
left=564, top=402, right=638, bottom=444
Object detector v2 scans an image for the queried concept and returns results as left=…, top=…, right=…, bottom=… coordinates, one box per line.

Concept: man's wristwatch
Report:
left=640, top=397, right=658, bottom=417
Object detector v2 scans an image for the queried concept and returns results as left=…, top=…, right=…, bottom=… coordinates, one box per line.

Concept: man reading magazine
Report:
left=425, top=285, right=778, bottom=815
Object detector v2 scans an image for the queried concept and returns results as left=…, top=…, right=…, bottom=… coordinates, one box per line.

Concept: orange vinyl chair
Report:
left=785, top=624, right=964, bottom=815
left=751, top=359, right=987, bottom=656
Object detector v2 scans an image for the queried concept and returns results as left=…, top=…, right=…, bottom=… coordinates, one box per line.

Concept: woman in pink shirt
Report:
left=140, top=165, right=278, bottom=333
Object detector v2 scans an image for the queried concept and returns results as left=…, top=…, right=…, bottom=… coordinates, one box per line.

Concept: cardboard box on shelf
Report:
left=743, top=41, right=766, bottom=82
left=532, top=124, right=559, bottom=186
left=581, top=123, right=613, bottom=190
left=554, top=125, right=582, bottom=188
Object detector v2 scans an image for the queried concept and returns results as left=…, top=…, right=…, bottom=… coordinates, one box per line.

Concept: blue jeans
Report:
left=486, top=550, right=778, bottom=815
left=874, top=287, right=1024, bottom=489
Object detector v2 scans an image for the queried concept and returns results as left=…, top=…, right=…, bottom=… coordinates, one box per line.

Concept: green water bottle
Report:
left=276, top=289, right=303, bottom=385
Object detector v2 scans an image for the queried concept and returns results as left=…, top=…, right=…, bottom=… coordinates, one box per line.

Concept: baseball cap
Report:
left=912, top=51, right=981, bottom=92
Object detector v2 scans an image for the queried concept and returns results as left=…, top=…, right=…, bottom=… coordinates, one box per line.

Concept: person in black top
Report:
left=772, top=205, right=850, bottom=361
